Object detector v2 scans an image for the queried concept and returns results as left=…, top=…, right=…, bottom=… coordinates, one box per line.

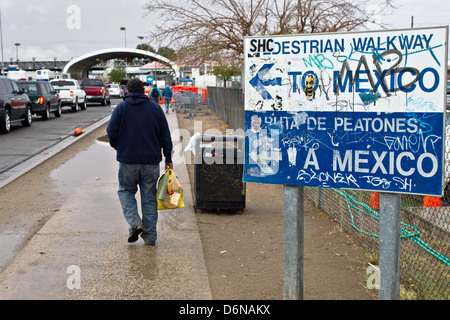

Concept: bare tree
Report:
left=143, top=0, right=395, bottom=64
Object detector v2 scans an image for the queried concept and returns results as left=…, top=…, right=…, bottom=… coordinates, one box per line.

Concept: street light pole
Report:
left=15, top=43, right=20, bottom=62
left=137, top=35, right=144, bottom=49
left=0, top=2, right=4, bottom=75
left=120, top=27, right=126, bottom=48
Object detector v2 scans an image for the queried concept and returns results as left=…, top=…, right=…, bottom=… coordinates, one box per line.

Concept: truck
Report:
left=7, top=69, right=34, bottom=81
left=49, top=79, right=87, bottom=112
left=36, top=69, right=55, bottom=81
left=80, top=78, right=110, bottom=105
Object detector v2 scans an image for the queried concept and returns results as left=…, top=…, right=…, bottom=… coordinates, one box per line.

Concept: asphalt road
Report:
left=0, top=99, right=121, bottom=176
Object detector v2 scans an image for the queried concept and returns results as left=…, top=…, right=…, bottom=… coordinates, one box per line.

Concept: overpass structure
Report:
left=2, top=47, right=179, bottom=80
left=62, top=48, right=179, bottom=79
left=2, top=60, right=69, bottom=71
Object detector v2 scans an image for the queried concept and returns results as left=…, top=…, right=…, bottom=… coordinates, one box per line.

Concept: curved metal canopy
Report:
left=62, top=48, right=179, bottom=79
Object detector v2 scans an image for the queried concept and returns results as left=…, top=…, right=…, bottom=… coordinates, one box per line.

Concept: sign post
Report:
left=379, top=192, right=402, bottom=299
left=283, top=185, right=304, bottom=300
left=243, top=26, right=448, bottom=299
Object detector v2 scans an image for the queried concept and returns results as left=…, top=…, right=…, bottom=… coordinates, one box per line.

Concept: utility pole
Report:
left=0, top=2, right=4, bottom=75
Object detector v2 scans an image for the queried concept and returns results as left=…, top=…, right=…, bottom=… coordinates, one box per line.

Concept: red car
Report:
left=80, top=78, right=110, bottom=105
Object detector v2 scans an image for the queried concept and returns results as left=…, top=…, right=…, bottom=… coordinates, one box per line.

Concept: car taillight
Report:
left=38, top=96, right=44, bottom=104
left=100, top=88, right=103, bottom=94
left=70, top=90, right=74, bottom=96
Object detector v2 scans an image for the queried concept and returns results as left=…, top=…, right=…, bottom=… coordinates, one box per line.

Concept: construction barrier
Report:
left=369, top=191, right=380, bottom=210
left=144, top=85, right=207, bottom=106
left=423, top=196, right=442, bottom=208
left=173, top=85, right=198, bottom=93
left=370, top=192, right=442, bottom=210
left=202, top=88, right=207, bottom=104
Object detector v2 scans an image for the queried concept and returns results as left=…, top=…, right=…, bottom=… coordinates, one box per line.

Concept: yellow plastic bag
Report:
left=157, top=169, right=184, bottom=210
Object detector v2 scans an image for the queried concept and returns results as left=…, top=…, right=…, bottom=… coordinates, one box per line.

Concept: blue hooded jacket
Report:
left=107, top=93, right=173, bottom=164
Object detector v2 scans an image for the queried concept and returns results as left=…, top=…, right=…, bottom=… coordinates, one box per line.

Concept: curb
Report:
left=0, top=114, right=111, bottom=190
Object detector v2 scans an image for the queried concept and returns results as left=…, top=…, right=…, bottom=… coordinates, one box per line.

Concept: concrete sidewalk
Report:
left=0, top=109, right=213, bottom=299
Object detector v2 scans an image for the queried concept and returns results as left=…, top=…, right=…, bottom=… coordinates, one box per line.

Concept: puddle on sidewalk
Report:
left=0, top=213, right=51, bottom=273
left=50, top=135, right=116, bottom=198
left=0, top=232, right=27, bottom=272
left=96, top=135, right=110, bottom=146
left=0, top=135, right=117, bottom=273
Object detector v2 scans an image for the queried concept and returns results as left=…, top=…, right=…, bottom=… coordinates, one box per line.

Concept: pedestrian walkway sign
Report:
left=243, top=27, right=448, bottom=196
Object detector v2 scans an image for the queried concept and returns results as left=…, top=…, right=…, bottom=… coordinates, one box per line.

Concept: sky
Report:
left=0, top=0, right=157, bottom=62
left=0, top=0, right=449, bottom=62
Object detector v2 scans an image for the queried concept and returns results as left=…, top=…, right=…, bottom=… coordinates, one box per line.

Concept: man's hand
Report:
left=165, top=162, right=173, bottom=170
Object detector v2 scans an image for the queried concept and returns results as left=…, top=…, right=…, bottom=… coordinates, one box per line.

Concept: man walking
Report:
left=149, top=84, right=162, bottom=103
left=162, top=85, right=173, bottom=113
left=107, top=78, right=173, bottom=245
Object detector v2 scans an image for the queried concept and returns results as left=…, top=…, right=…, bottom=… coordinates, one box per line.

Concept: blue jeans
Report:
left=117, top=163, right=160, bottom=244
left=164, top=97, right=170, bottom=111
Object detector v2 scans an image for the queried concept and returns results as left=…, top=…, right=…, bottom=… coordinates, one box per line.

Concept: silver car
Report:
left=108, top=83, right=124, bottom=98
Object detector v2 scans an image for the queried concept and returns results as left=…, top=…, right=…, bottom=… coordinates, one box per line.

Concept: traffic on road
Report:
left=1, top=75, right=118, bottom=134
left=0, top=95, right=122, bottom=177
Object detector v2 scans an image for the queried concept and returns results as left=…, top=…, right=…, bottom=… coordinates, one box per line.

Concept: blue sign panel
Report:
left=243, top=27, right=448, bottom=196
left=244, top=110, right=444, bottom=195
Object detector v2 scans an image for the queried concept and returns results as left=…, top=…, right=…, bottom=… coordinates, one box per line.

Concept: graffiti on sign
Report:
left=243, top=27, right=448, bottom=196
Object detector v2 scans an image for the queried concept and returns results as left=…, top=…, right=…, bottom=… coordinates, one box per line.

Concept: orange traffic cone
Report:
left=423, top=196, right=442, bottom=208
left=74, top=126, right=83, bottom=136
left=369, top=192, right=380, bottom=210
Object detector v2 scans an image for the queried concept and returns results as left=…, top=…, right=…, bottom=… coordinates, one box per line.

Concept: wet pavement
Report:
left=0, top=109, right=212, bottom=299
left=0, top=103, right=116, bottom=185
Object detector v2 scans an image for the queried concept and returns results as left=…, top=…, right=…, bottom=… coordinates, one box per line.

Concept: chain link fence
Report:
left=305, top=188, right=449, bottom=299
left=207, top=87, right=245, bottom=130
left=208, top=86, right=450, bottom=300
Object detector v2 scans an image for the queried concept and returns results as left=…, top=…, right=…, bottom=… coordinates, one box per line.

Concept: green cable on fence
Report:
left=331, top=188, right=450, bottom=267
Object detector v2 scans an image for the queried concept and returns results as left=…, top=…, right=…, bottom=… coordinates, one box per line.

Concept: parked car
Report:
left=49, top=79, right=87, bottom=112
left=80, top=78, right=110, bottom=105
left=108, top=83, right=124, bottom=98
left=16, top=80, right=61, bottom=119
left=0, top=77, right=32, bottom=133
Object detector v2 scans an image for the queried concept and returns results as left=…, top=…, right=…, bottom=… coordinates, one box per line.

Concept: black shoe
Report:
left=128, top=226, right=143, bottom=243
left=141, top=234, right=156, bottom=246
